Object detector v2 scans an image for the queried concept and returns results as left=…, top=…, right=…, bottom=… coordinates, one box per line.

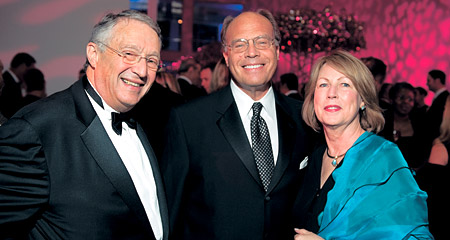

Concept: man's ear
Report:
left=223, top=51, right=229, bottom=67
left=86, top=42, right=99, bottom=69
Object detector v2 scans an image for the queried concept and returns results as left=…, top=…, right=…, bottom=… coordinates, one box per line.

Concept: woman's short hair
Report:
left=302, top=50, right=385, bottom=133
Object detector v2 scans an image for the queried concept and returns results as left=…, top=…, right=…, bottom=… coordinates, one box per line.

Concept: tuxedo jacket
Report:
left=0, top=78, right=169, bottom=239
left=177, top=78, right=207, bottom=101
left=0, top=71, right=23, bottom=118
left=132, top=82, right=185, bottom=160
left=161, top=85, right=314, bottom=240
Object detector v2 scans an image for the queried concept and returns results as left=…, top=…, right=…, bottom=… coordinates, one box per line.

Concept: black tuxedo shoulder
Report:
left=14, top=87, right=73, bottom=119
left=9, top=81, right=85, bottom=135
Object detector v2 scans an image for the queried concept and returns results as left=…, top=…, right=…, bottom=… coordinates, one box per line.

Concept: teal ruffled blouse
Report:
left=317, top=132, right=433, bottom=239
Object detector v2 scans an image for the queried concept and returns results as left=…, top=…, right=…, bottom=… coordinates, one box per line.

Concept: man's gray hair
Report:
left=89, top=9, right=162, bottom=52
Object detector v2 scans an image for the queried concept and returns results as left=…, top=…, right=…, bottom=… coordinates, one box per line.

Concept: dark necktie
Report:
left=111, top=112, right=137, bottom=135
left=251, top=102, right=275, bottom=192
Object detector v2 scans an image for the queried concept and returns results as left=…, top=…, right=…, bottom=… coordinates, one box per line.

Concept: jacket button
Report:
left=265, top=196, right=271, bottom=201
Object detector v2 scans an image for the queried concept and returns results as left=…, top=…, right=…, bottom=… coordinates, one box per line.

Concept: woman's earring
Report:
left=361, top=105, right=366, bottom=111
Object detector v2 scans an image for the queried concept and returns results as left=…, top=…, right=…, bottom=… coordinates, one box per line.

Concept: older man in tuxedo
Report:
left=161, top=9, right=314, bottom=240
left=0, top=10, right=168, bottom=239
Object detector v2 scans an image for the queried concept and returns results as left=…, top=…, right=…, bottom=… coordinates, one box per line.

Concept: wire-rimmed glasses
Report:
left=98, top=42, right=163, bottom=71
left=224, top=36, right=275, bottom=53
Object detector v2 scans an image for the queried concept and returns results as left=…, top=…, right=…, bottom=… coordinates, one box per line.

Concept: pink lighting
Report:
left=0, top=0, right=449, bottom=101
left=274, top=0, right=450, bottom=105
left=21, top=0, right=92, bottom=25
left=40, top=55, right=86, bottom=80
left=439, top=18, right=450, bottom=40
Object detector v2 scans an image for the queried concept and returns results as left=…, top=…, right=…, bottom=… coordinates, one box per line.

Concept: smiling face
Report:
left=314, top=64, right=364, bottom=131
left=87, top=19, right=160, bottom=112
left=222, top=12, right=279, bottom=100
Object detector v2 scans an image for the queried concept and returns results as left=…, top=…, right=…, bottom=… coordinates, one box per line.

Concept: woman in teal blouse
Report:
left=292, top=50, right=433, bottom=239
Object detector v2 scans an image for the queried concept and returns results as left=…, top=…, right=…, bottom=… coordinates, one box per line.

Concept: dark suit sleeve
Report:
left=0, top=118, right=49, bottom=238
left=160, top=109, right=190, bottom=238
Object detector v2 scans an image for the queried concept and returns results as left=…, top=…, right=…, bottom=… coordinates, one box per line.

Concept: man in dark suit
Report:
left=279, top=72, right=302, bottom=100
left=21, top=68, right=47, bottom=107
left=361, top=56, right=387, bottom=94
left=0, top=52, right=36, bottom=118
left=426, top=70, right=449, bottom=144
left=132, top=76, right=185, bottom=160
left=0, top=10, right=168, bottom=239
left=161, top=9, right=314, bottom=240
left=177, top=58, right=207, bottom=101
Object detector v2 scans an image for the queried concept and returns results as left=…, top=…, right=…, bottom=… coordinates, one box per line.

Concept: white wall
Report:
left=0, top=0, right=129, bottom=95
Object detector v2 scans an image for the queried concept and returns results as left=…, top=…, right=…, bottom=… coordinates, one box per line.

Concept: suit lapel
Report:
left=216, top=87, right=263, bottom=189
left=136, top=125, right=169, bottom=240
left=267, top=93, right=297, bottom=194
left=72, top=79, right=155, bottom=238
left=216, top=87, right=298, bottom=193
left=81, top=117, right=155, bottom=238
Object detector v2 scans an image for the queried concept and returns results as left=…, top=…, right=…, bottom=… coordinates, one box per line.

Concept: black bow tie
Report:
left=111, top=112, right=137, bottom=135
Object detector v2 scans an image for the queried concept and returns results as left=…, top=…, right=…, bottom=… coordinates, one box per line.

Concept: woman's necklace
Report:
left=326, top=148, right=346, bottom=167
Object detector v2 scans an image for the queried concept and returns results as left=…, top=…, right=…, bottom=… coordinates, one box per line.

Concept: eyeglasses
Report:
left=98, top=42, right=163, bottom=71
left=224, top=36, right=275, bottom=53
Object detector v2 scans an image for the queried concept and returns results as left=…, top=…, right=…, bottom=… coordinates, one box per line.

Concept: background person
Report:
left=425, top=69, right=449, bottom=145
left=132, top=71, right=184, bottom=159
left=176, top=58, right=207, bottom=101
left=200, top=62, right=215, bottom=93
left=416, top=94, right=450, bottom=240
left=209, top=57, right=230, bottom=93
left=378, top=82, right=428, bottom=169
left=414, top=86, right=429, bottom=116
left=0, top=52, right=36, bottom=118
left=21, top=68, right=47, bottom=106
left=0, top=59, right=7, bottom=125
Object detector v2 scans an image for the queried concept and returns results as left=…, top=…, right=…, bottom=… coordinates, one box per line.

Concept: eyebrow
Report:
left=231, top=34, right=272, bottom=42
left=317, top=76, right=349, bottom=82
left=121, top=44, right=160, bottom=58
left=147, top=51, right=160, bottom=58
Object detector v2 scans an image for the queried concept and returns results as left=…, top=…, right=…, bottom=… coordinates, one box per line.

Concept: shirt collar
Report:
left=230, top=79, right=275, bottom=118
left=85, top=79, right=118, bottom=118
left=433, top=87, right=447, bottom=101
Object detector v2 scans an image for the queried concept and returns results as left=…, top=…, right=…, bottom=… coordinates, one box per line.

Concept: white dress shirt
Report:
left=230, top=80, right=279, bottom=164
left=86, top=87, right=163, bottom=240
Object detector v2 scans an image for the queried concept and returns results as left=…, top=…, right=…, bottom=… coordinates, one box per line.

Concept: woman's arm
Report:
left=428, top=139, right=449, bottom=166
